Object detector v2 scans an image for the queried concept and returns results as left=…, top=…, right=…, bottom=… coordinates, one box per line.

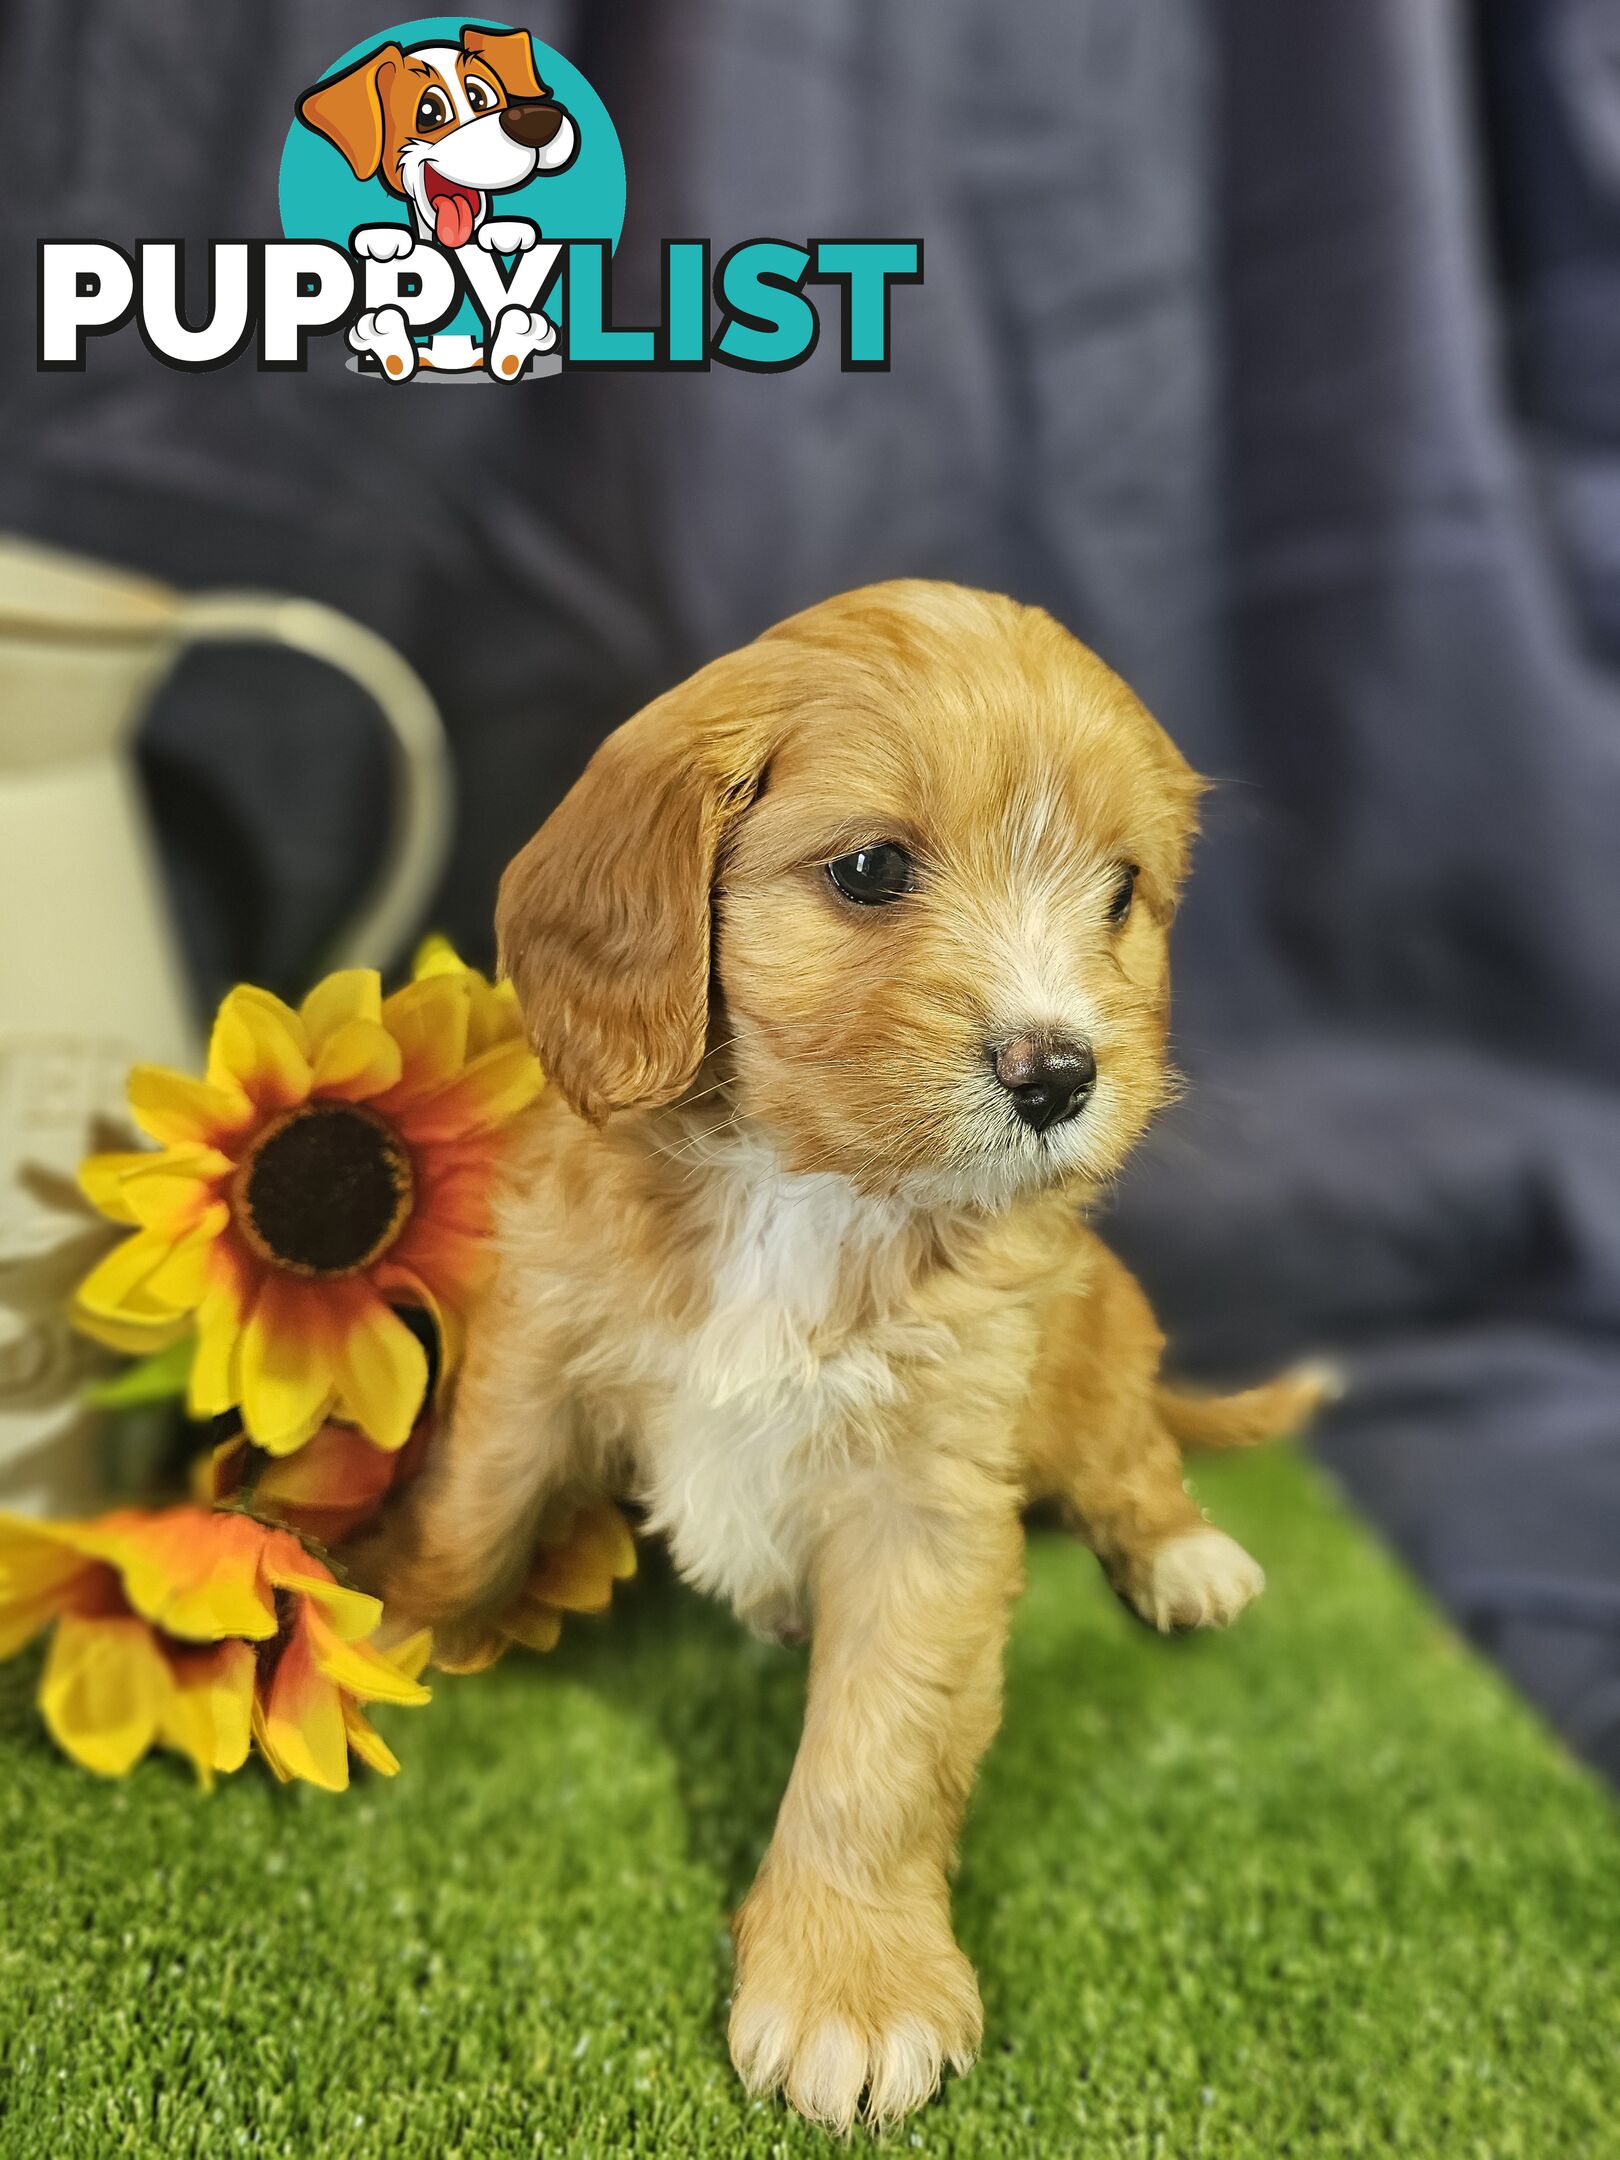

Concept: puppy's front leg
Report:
left=1047, top=1401, right=1265, bottom=1635
left=730, top=1468, right=1021, bottom=2131
left=1024, top=1253, right=1270, bottom=1634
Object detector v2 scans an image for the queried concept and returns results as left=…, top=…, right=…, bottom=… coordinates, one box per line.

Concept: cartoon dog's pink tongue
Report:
left=425, top=171, right=477, bottom=249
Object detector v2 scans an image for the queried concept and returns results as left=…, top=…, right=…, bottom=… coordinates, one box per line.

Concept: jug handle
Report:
left=170, top=592, right=453, bottom=975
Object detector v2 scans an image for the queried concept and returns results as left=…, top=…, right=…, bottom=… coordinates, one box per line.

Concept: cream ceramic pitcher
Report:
left=0, top=536, right=451, bottom=1512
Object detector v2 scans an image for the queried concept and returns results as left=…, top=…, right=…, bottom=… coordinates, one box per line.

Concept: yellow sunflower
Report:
left=73, top=941, right=541, bottom=1457
left=0, top=1505, right=429, bottom=1790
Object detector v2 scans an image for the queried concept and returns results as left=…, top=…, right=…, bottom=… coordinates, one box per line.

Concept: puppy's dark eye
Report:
left=827, top=844, right=914, bottom=906
left=415, top=89, right=451, bottom=131
left=464, top=76, right=496, bottom=113
left=1108, top=863, right=1139, bottom=927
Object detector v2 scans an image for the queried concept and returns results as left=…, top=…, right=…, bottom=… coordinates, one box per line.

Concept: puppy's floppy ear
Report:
left=1119, top=691, right=1208, bottom=919
left=1149, top=737, right=1209, bottom=913
left=497, top=657, right=773, bottom=1123
left=461, top=25, right=549, bottom=99
left=296, top=43, right=403, bottom=182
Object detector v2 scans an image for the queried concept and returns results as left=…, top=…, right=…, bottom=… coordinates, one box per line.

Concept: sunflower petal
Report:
left=239, top=1276, right=337, bottom=1456
left=71, top=1304, right=194, bottom=1357
left=398, top=1157, right=493, bottom=1239
left=390, top=1223, right=494, bottom=1316
left=386, top=1628, right=434, bottom=1684
left=378, top=975, right=470, bottom=1100
left=411, top=934, right=465, bottom=980
left=310, top=1019, right=403, bottom=1103
left=93, top=1508, right=277, bottom=1642
left=141, top=1204, right=230, bottom=1311
left=251, top=1422, right=402, bottom=1542
left=0, top=1516, right=96, bottom=1654
left=258, top=1615, right=350, bottom=1792
left=341, top=1702, right=401, bottom=1777
left=523, top=1549, right=612, bottom=1617
left=504, top=1600, right=564, bottom=1653
left=189, top=1272, right=248, bottom=1420
left=272, top=1568, right=384, bottom=1646
left=0, top=1588, right=78, bottom=1658
left=579, top=1499, right=638, bottom=1581
left=156, top=1632, right=252, bottom=1788
left=396, top=1039, right=543, bottom=1143
left=305, top=1606, right=432, bottom=1705
left=206, top=987, right=312, bottom=1113
left=77, top=1150, right=156, bottom=1226
left=40, top=1613, right=169, bottom=1778
left=372, top=1261, right=464, bottom=1398
left=127, top=1066, right=252, bottom=1148
left=0, top=1514, right=97, bottom=1593
left=526, top=1502, right=637, bottom=1613
left=300, top=969, right=382, bottom=1052
left=166, top=1638, right=256, bottom=1777
left=155, top=1693, right=215, bottom=1787
left=249, top=1694, right=293, bottom=1783
left=467, top=975, right=527, bottom=1060
left=118, top=1148, right=232, bottom=1235
left=329, top=1290, right=429, bottom=1453
left=75, top=1228, right=190, bottom=1324
left=430, top=1627, right=507, bottom=1675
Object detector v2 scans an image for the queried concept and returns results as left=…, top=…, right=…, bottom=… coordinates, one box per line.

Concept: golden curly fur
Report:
left=352, top=580, right=1327, bottom=2131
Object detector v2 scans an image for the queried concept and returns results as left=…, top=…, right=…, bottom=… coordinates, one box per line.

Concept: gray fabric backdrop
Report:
left=5, top=1, right=1619, bottom=1772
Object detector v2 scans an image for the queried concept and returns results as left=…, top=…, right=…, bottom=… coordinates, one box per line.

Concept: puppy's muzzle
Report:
left=993, top=1033, right=1096, bottom=1133
left=500, top=99, right=569, bottom=149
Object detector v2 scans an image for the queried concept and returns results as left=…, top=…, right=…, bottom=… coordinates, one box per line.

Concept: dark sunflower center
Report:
left=236, top=1103, right=413, bottom=1278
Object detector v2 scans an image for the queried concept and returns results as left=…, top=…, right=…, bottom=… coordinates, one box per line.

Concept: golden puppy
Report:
left=356, top=580, right=1324, bottom=2131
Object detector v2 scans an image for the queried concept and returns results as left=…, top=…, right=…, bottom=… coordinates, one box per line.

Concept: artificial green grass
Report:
left=1, top=1450, right=1617, bottom=2158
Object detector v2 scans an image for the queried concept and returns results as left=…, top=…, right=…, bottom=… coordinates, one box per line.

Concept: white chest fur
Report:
left=633, top=1141, right=937, bottom=1632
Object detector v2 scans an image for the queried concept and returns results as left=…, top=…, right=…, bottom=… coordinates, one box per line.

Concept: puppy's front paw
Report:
left=487, top=304, right=556, bottom=378
left=477, top=217, right=538, bottom=254
left=352, top=224, right=415, bottom=262
left=347, top=305, right=416, bottom=380
left=730, top=1869, right=980, bottom=2131
left=1136, top=1527, right=1265, bottom=1633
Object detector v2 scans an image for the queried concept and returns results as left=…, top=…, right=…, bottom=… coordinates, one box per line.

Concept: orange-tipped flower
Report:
left=0, top=1506, right=428, bottom=1789
left=209, top=1422, right=636, bottom=1672
left=73, top=940, right=541, bottom=1457
left=434, top=1499, right=638, bottom=1673
left=209, top=1416, right=430, bottom=1547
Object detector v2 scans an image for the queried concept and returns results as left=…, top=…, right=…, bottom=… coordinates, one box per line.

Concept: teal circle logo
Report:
left=278, top=18, right=624, bottom=357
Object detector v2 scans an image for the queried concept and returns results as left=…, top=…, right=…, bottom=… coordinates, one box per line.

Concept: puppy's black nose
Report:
left=993, top=1034, right=1096, bottom=1132
left=500, top=98, right=567, bottom=148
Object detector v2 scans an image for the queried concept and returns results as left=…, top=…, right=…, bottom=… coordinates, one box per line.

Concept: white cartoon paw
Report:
left=348, top=305, right=417, bottom=381
left=477, top=218, right=539, bottom=255
left=351, top=225, right=415, bottom=262
left=1139, top=1529, right=1265, bottom=1633
left=486, top=305, right=556, bottom=380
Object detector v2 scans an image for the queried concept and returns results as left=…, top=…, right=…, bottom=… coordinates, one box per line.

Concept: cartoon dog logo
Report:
left=297, top=24, right=577, bottom=381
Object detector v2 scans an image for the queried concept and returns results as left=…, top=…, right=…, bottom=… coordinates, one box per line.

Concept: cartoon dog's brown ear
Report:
left=496, top=651, right=781, bottom=1124
left=296, top=43, right=404, bottom=181
left=461, top=25, right=548, bottom=100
